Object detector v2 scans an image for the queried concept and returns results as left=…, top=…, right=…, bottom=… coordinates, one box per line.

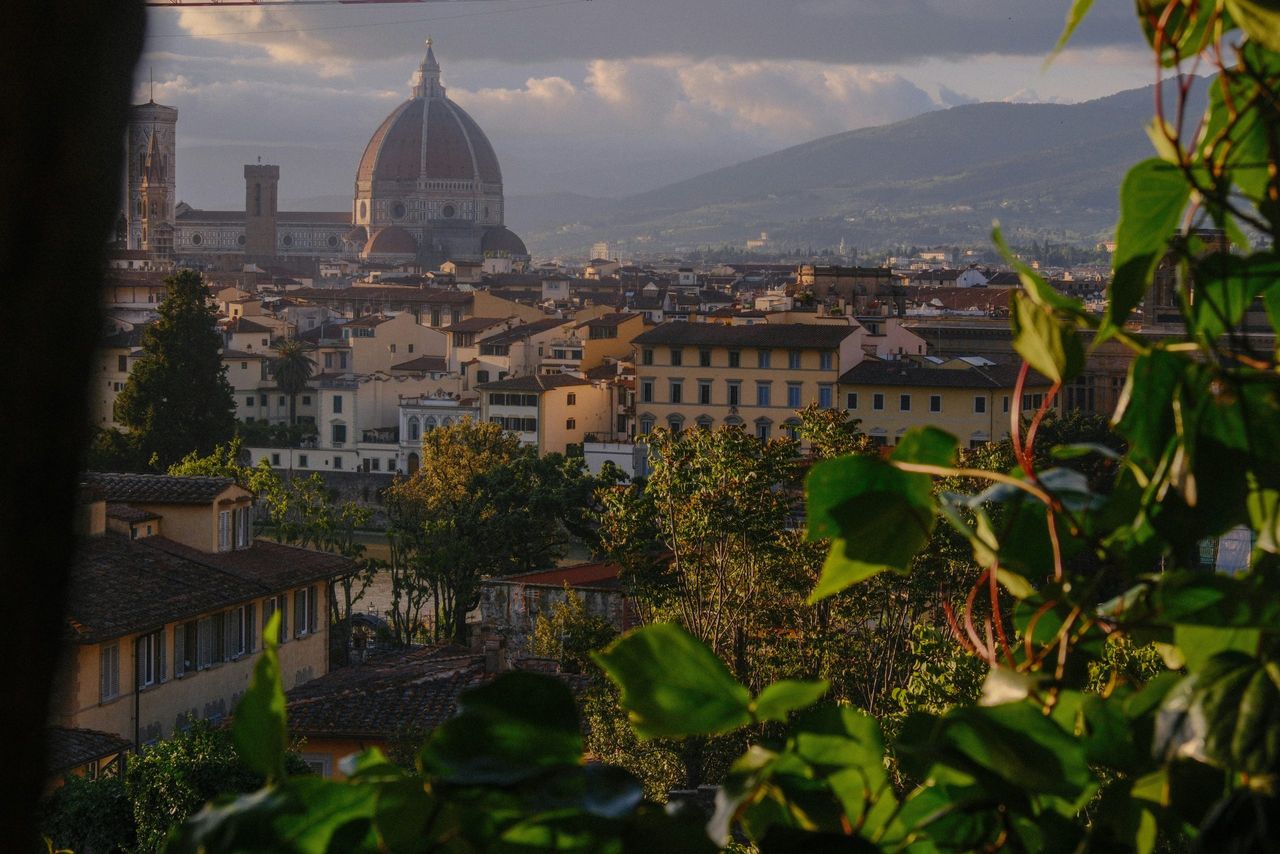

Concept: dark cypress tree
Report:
left=115, top=269, right=236, bottom=467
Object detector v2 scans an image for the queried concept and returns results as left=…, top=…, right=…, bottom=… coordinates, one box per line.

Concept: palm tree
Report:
left=270, top=336, right=315, bottom=426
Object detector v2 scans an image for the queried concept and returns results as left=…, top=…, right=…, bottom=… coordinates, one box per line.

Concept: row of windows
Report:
left=491, top=416, right=537, bottom=432
left=638, top=414, right=802, bottom=441
left=488, top=393, right=539, bottom=407
left=404, top=415, right=459, bottom=440
left=641, top=347, right=834, bottom=371
left=99, top=589, right=320, bottom=702
left=245, top=394, right=313, bottom=408
left=640, top=379, right=834, bottom=409
left=843, top=392, right=1018, bottom=415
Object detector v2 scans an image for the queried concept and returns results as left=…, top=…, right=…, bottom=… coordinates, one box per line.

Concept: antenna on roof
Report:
left=149, top=67, right=155, bottom=103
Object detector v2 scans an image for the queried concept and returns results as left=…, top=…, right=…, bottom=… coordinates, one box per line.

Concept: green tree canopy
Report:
left=268, top=337, right=314, bottom=426
left=115, top=269, right=236, bottom=467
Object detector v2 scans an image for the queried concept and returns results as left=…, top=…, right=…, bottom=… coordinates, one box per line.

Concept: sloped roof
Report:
left=477, top=373, right=591, bottom=392
left=46, top=727, right=133, bottom=773
left=838, top=360, right=1051, bottom=389
left=391, top=355, right=449, bottom=373
left=443, top=316, right=510, bottom=334
left=633, top=321, right=856, bottom=349
left=477, top=318, right=565, bottom=346
left=67, top=534, right=352, bottom=643
left=84, top=472, right=237, bottom=505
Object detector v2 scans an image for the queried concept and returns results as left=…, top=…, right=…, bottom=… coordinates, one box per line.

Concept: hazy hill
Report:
left=517, top=83, right=1202, bottom=256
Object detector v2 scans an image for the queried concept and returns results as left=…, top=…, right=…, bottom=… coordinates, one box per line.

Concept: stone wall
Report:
left=478, top=581, right=628, bottom=655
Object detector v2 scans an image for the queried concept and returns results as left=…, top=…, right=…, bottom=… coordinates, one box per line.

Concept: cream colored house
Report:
left=837, top=358, right=1054, bottom=448
left=477, top=373, right=613, bottom=455
left=631, top=321, right=869, bottom=440
left=342, top=312, right=447, bottom=374
left=540, top=312, right=645, bottom=375
left=92, top=326, right=146, bottom=429
left=54, top=473, right=347, bottom=748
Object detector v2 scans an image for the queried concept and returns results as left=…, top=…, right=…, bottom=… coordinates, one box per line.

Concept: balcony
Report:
left=361, top=427, right=400, bottom=445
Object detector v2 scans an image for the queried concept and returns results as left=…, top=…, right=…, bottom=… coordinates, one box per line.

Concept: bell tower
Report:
left=139, top=129, right=173, bottom=258
left=244, top=163, right=280, bottom=262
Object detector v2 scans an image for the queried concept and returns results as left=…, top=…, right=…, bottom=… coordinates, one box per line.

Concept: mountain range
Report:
left=507, top=82, right=1203, bottom=258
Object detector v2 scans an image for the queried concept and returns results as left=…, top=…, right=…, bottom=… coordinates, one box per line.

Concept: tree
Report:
left=268, top=337, right=314, bottom=426
left=115, top=269, right=236, bottom=467
left=530, top=587, right=617, bottom=674
left=39, top=774, right=136, bottom=853
left=168, top=436, right=282, bottom=500
left=386, top=419, right=604, bottom=645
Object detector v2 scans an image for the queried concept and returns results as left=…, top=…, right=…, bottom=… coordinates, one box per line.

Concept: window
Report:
left=259, top=395, right=267, bottom=407
left=263, top=594, right=288, bottom=644
left=370, top=458, right=381, bottom=471
left=639, top=417, right=655, bottom=435
left=698, top=381, right=712, bottom=405
left=298, top=455, right=308, bottom=468
left=294, top=587, right=318, bottom=639
left=135, top=630, right=164, bottom=689
left=641, top=380, right=654, bottom=403
left=819, top=352, right=834, bottom=371
left=175, top=619, right=200, bottom=675
left=788, top=350, right=802, bottom=370
left=567, top=393, right=577, bottom=406
left=408, top=418, right=420, bottom=441
left=302, top=395, right=311, bottom=406
left=566, top=418, right=576, bottom=430
left=756, top=382, right=771, bottom=407
left=278, top=396, right=286, bottom=406
left=476, top=370, right=490, bottom=383
left=727, top=381, right=741, bottom=407
left=670, top=348, right=683, bottom=366
left=408, top=344, right=415, bottom=354
left=699, top=349, right=712, bottom=367
left=324, top=353, right=334, bottom=369
left=930, top=395, right=942, bottom=413
left=818, top=384, right=833, bottom=409
left=1022, top=393, right=1046, bottom=410
left=757, top=349, right=771, bottom=369
left=755, top=420, right=771, bottom=440
left=667, top=415, right=685, bottom=434
left=728, top=350, right=741, bottom=368
left=641, top=348, right=654, bottom=366
left=99, top=643, right=120, bottom=702
left=390, top=343, right=396, bottom=354
left=846, top=392, right=858, bottom=410
left=117, top=354, right=129, bottom=373
left=271, top=453, right=281, bottom=466
left=333, top=456, right=343, bottom=470
left=333, top=395, right=343, bottom=414
left=431, top=309, right=442, bottom=327
left=669, top=380, right=683, bottom=404
left=900, top=394, right=911, bottom=412
left=974, top=396, right=987, bottom=414
left=246, top=396, right=254, bottom=408
left=218, top=511, right=232, bottom=552
left=332, top=424, right=347, bottom=445
left=1002, top=395, right=1010, bottom=413
left=872, top=393, right=885, bottom=411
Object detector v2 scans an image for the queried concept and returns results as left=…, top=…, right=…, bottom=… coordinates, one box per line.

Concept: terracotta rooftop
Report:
left=46, top=727, right=133, bottom=774
left=391, top=355, right=449, bottom=373
left=290, top=286, right=473, bottom=305
left=105, top=503, right=162, bottom=523
left=84, top=472, right=238, bottom=505
left=633, top=321, right=856, bottom=349
left=476, top=373, right=591, bottom=392
left=493, top=561, right=623, bottom=589
left=443, top=316, right=511, bottom=334
left=67, top=534, right=351, bottom=643
left=576, top=312, right=640, bottom=329
left=838, top=360, right=1051, bottom=389
left=476, top=318, right=565, bottom=346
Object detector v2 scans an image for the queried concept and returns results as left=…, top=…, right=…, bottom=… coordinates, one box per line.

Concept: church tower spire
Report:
left=411, top=37, right=444, bottom=99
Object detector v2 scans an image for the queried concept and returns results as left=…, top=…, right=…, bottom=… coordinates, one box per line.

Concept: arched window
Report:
left=442, top=417, right=454, bottom=427
left=407, top=452, right=420, bottom=475
left=783, top=418, right=801, bottom=440
left=724, top=415, right=744, bottom=429
left=425, top=416, right=438, bottom=431
left=666, top=414, right=685, bottom=435
left=695, top=415, right=714, bottom=431
left=639, top=416, right=655, bottom=436
left=407, top=417, right=420, bottom=441
left=754, top=418, right=772, bottom=441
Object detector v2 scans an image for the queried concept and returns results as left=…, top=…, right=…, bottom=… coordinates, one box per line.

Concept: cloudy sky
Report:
left=140, top=0, right=1153, bottom=209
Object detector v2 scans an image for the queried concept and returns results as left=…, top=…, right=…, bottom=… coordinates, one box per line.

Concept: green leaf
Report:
left=751, top=679, right=830, bottom=723
left=165, top=777, right=378, bottom=853
left=992, top=224, right=1089, bottom=316
left=1107, top=159, right=1190, bottom=330
left=1168, top=652, right=1280, bottom=775
left=1175, top=624, right=1262, bottom=674
left=1011, top=290, right=1083, bottom=383
left=805, top=450, right=939, bottom=601
left=372, top=780, right=436, bottom=853
left=232, top=610, right=287, bottom=783
left=1047, top=0, right=1095, bottom=62
left=1191, top=253, right=1280, bottom=339
left=1226, top=0, right=1280, bottom=51
left=592, top=623, right=752, bottom=738
left=419, top=671, right=582, bottom=784
left=891, top=425, right=959, bottom=467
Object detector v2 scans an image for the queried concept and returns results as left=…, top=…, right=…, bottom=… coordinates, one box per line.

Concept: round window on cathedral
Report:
left=442, top=204, right=456, bottom=219
left=327, top=234, right=339, bottom=248
left=282, top=234, right=294, bottom=247
left=191, top=233, right=202, bottom=246
left=391, top=202, right=406, bottom=220
left=237, top=234, right=246, bottom=246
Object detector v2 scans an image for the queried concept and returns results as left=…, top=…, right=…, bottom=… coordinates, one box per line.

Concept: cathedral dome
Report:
left=355, top=40, right=501, bottom=188
left=365, top=225, right=417, bottom=257
left=481, top=226, right=528, bottom=258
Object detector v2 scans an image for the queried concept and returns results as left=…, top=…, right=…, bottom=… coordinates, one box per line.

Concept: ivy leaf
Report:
left=992, top=224, right=1089, bottom=317
left=232, top=610, right=287, bottom=783
left=1011, top=290, right=1083, bottom=383
left=419, top=671, right=582, bottom=784
left=166, top=777, right=378, bottom=853
left=1191, top=253, right=1280, bottom=340
left=592, top=623, right=752, bottom=738
left=1047, top=0, right=1095, bottom=63
left=752, top=679, right=830, bottom=724
left=1107, top=159, right=1190, bottom=330
left=1226, top=0, right=1280, bottom=51
left=1174, top=624, right=1262, bottom=674
left=1160, top=652, right=1280, bottom=775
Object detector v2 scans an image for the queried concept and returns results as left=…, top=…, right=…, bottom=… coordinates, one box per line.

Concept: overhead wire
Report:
left=147, top=0, right=586, bottom=40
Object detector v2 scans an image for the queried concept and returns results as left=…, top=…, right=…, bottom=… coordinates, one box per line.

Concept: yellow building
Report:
left=630, top=322, right=869, bottom=439
left=91, top=326, right=146, bottom=429
left=53, top=473, right=348, bottom=751
left=477, top=373, right=614, bottom=455
left=540, top=312, right=646, bottom=375
left=837, top=358, right=1054, bottom=448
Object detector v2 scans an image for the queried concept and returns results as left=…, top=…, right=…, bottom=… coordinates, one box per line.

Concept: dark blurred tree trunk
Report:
left=0, top=1, right=145, bottom=844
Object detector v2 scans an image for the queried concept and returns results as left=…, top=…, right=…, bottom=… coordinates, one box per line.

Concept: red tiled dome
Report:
left=481, top=226, right=527, bottom=257
left=365, top=226, right=417, bottom=256
left=356, top=97, right=501, bottom=186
